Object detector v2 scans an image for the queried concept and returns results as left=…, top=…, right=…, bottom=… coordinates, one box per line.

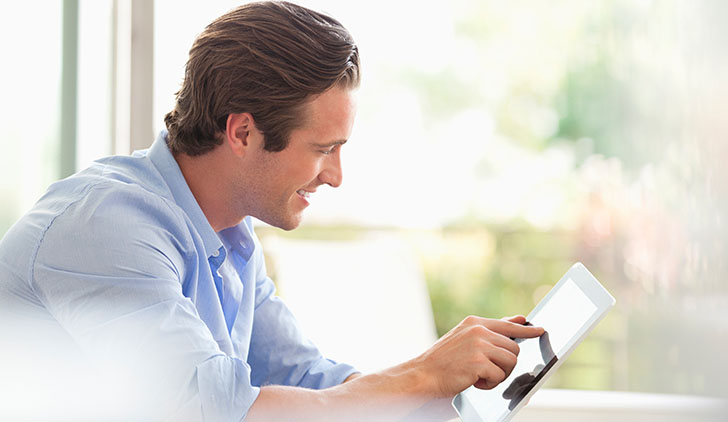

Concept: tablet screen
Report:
left=457, top=277, right=599, bottom=420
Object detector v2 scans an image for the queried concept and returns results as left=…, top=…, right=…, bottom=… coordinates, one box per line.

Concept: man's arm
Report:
left=247, top=225, right=359, bottom=389
left=246, top=315, right=543, bottom=422
left=28, top=186, right=261, bottom=420
left=343, top=372, right=362, bottom=383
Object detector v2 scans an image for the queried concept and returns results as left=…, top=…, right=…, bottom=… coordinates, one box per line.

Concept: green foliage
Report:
left=555, top=59, right=630, bottom=159
left=398, top=69, right=482, bottom=123
left=419, top=224, right=620, bottom=391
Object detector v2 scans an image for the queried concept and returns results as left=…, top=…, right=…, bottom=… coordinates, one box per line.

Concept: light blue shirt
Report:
left=0, top=132, right=356, bottom=420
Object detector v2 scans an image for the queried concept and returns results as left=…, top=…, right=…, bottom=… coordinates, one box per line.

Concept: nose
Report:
left=319, top=152, right=343, bottom=188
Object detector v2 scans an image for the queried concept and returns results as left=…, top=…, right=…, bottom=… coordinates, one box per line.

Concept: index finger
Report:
left=486, top=319, right=544, bottom=339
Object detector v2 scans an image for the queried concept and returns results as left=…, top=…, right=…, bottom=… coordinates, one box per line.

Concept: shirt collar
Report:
left=219, top=219, right=255, bottom=264
left=147, top=130, right=223, bottom=259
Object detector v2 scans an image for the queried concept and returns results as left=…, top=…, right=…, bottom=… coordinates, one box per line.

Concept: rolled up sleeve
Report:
left=247, top=227, right=358, bottom=390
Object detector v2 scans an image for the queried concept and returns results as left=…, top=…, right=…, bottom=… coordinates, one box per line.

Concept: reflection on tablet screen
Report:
left=459, top=277, right=599, bottom=421
left=502, top=329, right=557, bottom=410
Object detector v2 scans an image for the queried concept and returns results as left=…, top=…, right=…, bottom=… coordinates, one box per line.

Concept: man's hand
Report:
left=413, top=315, right=544, bottom=397
left=247, top=315, right=543, bottom=422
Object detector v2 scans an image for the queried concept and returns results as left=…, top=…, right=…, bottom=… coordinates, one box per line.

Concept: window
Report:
left=0, top=2, right=63, bottom=235
left=0, top=0, right=116, bottom=237
left=5, top=0, right=726, bottom=402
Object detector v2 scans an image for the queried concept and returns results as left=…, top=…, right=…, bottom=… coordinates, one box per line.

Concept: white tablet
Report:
left=452, top=262, right=616, bottom=422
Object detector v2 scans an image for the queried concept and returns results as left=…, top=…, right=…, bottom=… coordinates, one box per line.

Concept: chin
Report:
left=263, top=214, right=302, bottom=231
left=277, top=221, right=300, bottom=231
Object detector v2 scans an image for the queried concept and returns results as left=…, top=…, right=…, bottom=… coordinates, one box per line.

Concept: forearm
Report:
left=246, top=358, right=434, bottom=422
left=246, top=315, right=544, bottom=421
left=343, top=371, right=362, bottom=383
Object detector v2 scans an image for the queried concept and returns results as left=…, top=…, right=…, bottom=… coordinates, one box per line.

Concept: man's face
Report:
left=240, top=87, right=357, bottom=230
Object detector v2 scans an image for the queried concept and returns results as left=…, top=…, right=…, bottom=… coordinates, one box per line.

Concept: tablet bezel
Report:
left=452, top=262, right=616, bottom=422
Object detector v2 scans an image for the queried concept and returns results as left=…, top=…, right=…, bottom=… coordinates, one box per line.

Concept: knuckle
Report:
left=471, top=354, right=487, bottom=367
left=468, top=324, right=490, bottom=338
left=508, top=352, right=518, bottom=369
left=503, top=366, right=513, bottom=380
left=494, top=367, right=507, bottom=383
left=476, top=338, right=493, bottom=352
left=463, top=315, right=480, bottom=325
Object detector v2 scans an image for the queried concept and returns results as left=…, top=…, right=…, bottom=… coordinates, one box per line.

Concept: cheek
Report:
left=291, top=159, right=323, bottom=183
left=268, top=151, right=323, bottom=190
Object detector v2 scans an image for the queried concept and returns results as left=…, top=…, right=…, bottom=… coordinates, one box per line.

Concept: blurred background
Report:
left=1, top=0, right=726, bottom=402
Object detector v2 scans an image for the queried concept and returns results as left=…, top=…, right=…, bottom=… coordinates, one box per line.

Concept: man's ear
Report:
left=225, top=112, right=257, bottom=156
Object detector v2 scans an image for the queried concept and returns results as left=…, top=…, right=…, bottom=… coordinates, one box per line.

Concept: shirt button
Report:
left=212, top=249, right=220, bottom=258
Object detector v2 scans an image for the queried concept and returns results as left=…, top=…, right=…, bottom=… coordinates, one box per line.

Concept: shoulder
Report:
left=31, top=175, right=196, bottom=279
left=49, top=177, right=191, bottom=248
left=28, top=151, right=182, bottom=230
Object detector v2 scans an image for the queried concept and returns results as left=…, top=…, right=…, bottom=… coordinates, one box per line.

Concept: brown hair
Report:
left=164, top=1, right=360, bottom=155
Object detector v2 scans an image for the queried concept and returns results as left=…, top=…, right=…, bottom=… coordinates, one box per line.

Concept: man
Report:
left=0, top=2, right=543, bottom=420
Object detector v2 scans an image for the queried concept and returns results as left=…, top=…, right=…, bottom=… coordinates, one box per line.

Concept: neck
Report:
left=174, top=147, right=243, bottom=232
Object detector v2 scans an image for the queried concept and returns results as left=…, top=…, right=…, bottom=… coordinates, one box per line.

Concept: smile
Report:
left=296, top=189, right=312, bottom=198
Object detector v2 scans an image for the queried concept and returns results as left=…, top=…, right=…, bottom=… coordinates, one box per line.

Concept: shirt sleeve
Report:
left=29, top=183, right=258, bottom=421
left=246, top=221, right=358, bottom=389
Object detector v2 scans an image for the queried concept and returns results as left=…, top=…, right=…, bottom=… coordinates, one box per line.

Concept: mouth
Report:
left=296, top=189, right=312, bottom=199
left=296, top=189, right=316, bottom=204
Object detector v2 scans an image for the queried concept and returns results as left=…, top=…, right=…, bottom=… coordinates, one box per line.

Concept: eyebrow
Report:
left=312, top=139, right=348, bottom=147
